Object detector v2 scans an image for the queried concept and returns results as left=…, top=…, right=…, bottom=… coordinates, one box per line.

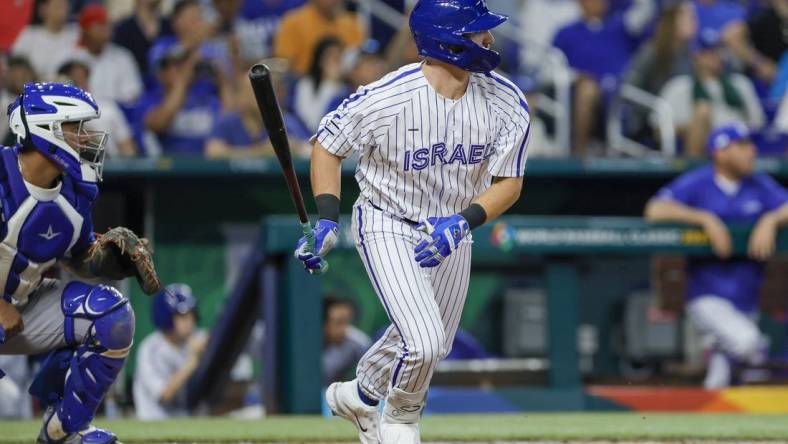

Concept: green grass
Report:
left=3, top=413, right=788, bottom=442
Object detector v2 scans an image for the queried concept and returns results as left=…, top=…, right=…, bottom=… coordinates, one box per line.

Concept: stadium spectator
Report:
left=518, top=0, right=581, bottom=71
left=694, top=0, right=776, bottom=82
left=0, top=56, right=36, bottom=146
left=113, top=0, right=172, bottom=81
left=294, top=37, right=346, bottom=132
left=273, top=0, right=366, bottom=75
left=205, top=72, right=273, bottom=158
left=11, top=0, right=78, bottom=80
left=206, top=0, right=245, bottom=75
left=207, top=58, right=310, bottom=158
left=747, top=0, right=788, bottom=65
left=0, top=0, right=34, bottom=52
left=382, top=12, right=421, bottom=69
left=659, top=30, right=765, bottom=157
left=645, top=123, right=788, bottom=388
left=234, top=0, right=305, bottom=62
left=133, top=284, right=207, bottom=420
left=322, top=295, right=371, bottom=386
left=57, top=60, right=138, bottom=157
left=139, top=44, right=225, bottom=156
left=346, top=42, right=388, bottom=89
left=325, top=40, right=388, bottom=112
left=67, top=4, right=143, bottom=106
left=147, top=0, right=231, bottom=81
left=626, top=1, right=697, bottom=96
left=552, top=0, right=656, bottom=155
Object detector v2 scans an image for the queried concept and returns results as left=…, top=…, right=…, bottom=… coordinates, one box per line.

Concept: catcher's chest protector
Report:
left=0, top=146, right=98, bottom=305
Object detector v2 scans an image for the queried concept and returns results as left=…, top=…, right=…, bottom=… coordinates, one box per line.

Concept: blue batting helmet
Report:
left=152, top=283, right=198, bottom=331
left=409, top=0, right=508, bottom=73
left=7, top=83, right=107, bottom=182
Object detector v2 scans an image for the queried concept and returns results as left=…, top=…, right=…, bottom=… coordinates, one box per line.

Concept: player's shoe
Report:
left=37, top=406, right=119, bottom=444
left=326, top=380, right=380, bottom=444
left=378, top=420, right=421, bottom=444
left=378, top=386, right=423, bottom=444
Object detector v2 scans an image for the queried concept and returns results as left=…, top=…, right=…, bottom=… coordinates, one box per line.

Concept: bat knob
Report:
left=249, top=64, right=270, bottom=80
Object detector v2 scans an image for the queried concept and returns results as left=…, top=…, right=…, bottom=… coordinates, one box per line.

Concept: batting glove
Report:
left=414, top=215, right=470, bottom=268
left=294, top=219, right=339, bottom=272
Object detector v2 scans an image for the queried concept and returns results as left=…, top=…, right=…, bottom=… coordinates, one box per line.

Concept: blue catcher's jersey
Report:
left=0, top=146, right=97, bottom=305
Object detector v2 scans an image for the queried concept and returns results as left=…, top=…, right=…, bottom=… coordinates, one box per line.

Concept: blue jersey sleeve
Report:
left=653, top=170, right=704, bottom=206
left=754, top=173, right=788, bottom=212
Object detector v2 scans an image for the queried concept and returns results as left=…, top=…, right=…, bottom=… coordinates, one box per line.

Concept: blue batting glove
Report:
left=294, top=219, right=339, bottom=272
left=414, top=214, right=470, bottom=268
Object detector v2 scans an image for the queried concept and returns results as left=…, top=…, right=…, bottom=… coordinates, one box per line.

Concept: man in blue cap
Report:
left=645, top=122, right=788, bottom=388
left=133, top=283, right=207, bottom=419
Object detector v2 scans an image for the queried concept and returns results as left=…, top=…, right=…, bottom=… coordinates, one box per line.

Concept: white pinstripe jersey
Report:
left=315, top=62, right=531, bottom=222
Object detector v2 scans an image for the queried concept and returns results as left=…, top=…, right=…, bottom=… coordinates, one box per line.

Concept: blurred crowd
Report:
left=517, top=0, right=787, bottom=157
left=0, top=0, right=786, bottom=161
left=0, top=0, right=395, bottom=161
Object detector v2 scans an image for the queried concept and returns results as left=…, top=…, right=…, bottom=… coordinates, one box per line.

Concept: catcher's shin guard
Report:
left=53, top=282, right=134, bottom=435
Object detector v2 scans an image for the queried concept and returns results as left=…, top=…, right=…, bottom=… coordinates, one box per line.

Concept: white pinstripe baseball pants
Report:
left=351, top=201, right=472, bottom=400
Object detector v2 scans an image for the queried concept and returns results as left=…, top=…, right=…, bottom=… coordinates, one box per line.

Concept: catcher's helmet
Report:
left=152, top=283, right=198, bottom=331
left=7, top=82, right=107, bottom=182
left=409, top=0, right=508, bottom=73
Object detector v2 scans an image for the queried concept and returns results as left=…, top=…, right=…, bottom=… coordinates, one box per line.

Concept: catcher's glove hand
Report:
left=88, top=227, right=162, bottom=295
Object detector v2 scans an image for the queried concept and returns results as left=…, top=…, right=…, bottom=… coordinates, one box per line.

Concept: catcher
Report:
left=0, top=83, right=161, bottom=444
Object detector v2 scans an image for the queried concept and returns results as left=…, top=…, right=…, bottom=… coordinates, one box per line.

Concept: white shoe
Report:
left=378, top=387, right=423, bottom=444
left=704, top=351, right=731, bottom=389
left=326, top=380, right=380, bottom=444
left=378, top=420, right=421, bottom=444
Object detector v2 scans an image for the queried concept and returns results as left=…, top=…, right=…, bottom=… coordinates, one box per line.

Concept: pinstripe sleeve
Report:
left=315, top=89, right=372, bottom=158
left=488, top=109, right=531, bottom=178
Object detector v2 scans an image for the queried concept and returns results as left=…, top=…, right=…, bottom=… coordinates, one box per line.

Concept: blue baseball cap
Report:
left=691, top=29, right=723, bottom=53
left=707, top=123, right=751, bottom=154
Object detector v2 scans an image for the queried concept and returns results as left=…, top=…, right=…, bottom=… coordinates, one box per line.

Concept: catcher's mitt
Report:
left=88, top=227, right=162, bottom=295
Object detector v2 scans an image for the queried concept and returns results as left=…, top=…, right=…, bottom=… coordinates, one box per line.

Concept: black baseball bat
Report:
left=248, top=64, right=327, bottom=273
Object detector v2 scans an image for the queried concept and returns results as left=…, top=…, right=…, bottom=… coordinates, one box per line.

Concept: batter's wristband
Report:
left=315, top=194, right=340, bottom=222
left=459, top=203, right=487, bottom=230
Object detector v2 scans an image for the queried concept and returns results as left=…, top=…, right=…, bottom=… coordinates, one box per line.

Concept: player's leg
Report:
left=346, top=206, right=448, bottom=442
left=357, top=238, right=472, bottom=398
left=1, top=279, right=134, bottom=444
left=687, top=295, right=765, bottom=388
left=355, top=324, right=401, bottom=400
left=429, top=239, right=473, bottom=360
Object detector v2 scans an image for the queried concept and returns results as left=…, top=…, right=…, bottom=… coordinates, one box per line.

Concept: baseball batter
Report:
left=294, top=1, right=530, bottom=442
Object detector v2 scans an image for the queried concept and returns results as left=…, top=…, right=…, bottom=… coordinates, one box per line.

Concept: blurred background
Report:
left=1, top=0, right=787, bottom=422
